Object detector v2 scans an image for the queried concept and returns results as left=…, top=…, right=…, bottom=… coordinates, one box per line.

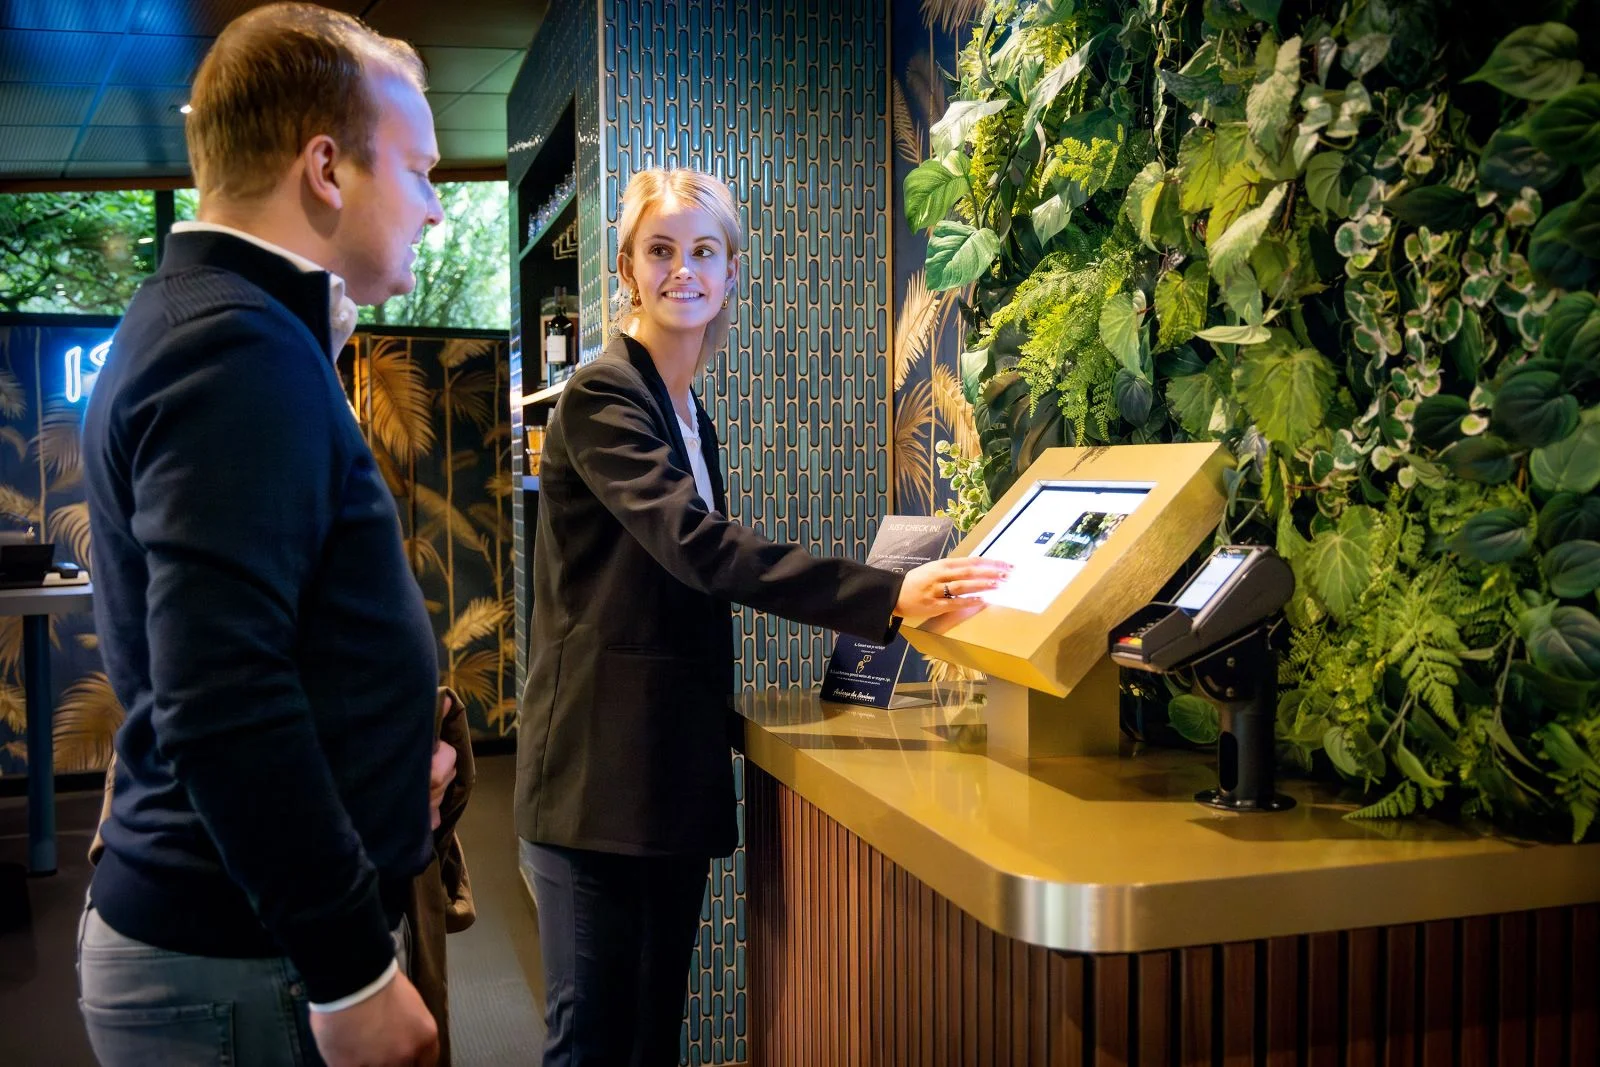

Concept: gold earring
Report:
left=722, top=296, right=729, bottom=310
left=630, top=289, right=641, bottom=308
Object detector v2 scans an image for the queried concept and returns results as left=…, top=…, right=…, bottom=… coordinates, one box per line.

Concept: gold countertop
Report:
left=734, top=685, right=1600, bottom=953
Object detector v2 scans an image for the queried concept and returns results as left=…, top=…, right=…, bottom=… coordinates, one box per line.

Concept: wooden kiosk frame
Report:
left=903, top=442, right=1232, bottom=759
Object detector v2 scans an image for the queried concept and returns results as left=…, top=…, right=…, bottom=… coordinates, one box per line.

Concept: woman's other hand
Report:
left=896, top=557, right=1012, bottom=618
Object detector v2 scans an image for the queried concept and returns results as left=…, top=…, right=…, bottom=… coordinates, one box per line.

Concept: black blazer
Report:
left=514, top=335, right=903, bottom=857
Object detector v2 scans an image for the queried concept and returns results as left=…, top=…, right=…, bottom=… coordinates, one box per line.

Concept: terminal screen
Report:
left=1174, top=549, right=1249, bottom=614
left=972, top=481, right=1152, bottom=613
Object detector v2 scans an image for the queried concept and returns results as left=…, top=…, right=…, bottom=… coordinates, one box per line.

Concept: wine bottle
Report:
left=544, top=286, right=573, bottom=383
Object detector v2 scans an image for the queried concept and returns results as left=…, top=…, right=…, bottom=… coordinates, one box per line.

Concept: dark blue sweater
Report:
left=83, top=231, right=439, bottom=1003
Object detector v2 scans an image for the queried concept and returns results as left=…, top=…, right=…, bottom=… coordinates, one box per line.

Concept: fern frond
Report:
left=52, top=672, right=124, bottom=772
left=0, top=367, right=25, bottom=419
left=1347, top=780, right=1418, bottom=820
left=442, top=597, right=508, bottom=652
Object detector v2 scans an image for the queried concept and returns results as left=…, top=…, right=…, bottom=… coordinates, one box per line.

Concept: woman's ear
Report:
left=725, top=252, right=739, bottom=294
left=617, top=251, right=636, bottom=293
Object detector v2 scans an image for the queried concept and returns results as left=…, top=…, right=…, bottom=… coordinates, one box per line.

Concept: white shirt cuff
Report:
left=307, top=959, right=398, bottom=1014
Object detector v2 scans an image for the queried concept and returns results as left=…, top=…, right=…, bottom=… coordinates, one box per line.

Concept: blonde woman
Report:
left=513, top=167, right=1008, bottom=1064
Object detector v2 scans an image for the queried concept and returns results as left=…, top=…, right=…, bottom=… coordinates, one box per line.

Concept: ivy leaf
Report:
left=1531, top=419, right=1600, bottom=494
left=1539, top=493, right=1600, bottom=549
left=1154, top=262, right=1208, bottom=351
left=1385, top=186, right=1478, bottom=231
left=1208, top=163, right=1264, bottom=249
left=1220, top=266, right=1263, bottom=324
left=1196, top=323, right=1272, bottom=345
left=1395, top=740, right=1450, bottom=790
left=1556, top=187, right=1600, bottom=259
left=1451, top=508, right=1532, bottom=563
left=1413, top=394, right=1469, bottom=450
left=1030, top=192, right=1070, bottom=246
left=1304, top=151, right=1346, bottom=215
left=1542, top=292, right=1600, bottom=365
left=1493, top=369, right=1580, bottom=448
left=925, top=221, right=1000, bottom=291
left=1236, top=333, right=1333, bottom=449
left=1529, top=204, right=1597, bottom=291
left=1341, top=33, right=1391, bottom=79
left=930, top=98, right=1010, bottom=157
left=1440, top=436, right=1516, bottom=484
left=1306, top=506, right=1377, bottom=620
left=1478, top=127, right=1566, bottom=194
left=1464, top=23, right=1583, bottom=101
left=1099, top=291, right=1144, bottom=371
left=1525, top=85, right=1600, bottom=168
left=1210, top=183, right=1287, bottom=281
left=1545, top=541, right=1600, bottom=599
left=1113, top=369, right=1154, bottom=426
left=903, top=155, right=970, bottom=232
left=1527, top=605, right=1600, bottom=683
left=1169, top=694, right=1221, bottom=745
left=1246, top=35, right=1300, bottom=157
left=1167, top=363, right=1226, bottom=436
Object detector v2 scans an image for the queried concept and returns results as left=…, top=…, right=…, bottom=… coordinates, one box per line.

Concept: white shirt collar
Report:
left=169, top=220, right=360, bottom=357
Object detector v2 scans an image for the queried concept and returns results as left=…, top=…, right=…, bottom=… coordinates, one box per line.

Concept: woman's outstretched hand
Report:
left=895, top=557, right=1013, bottom=619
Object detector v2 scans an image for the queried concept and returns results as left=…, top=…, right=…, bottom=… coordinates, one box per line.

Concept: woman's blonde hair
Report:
left=612, top=168, right=745, bottom=376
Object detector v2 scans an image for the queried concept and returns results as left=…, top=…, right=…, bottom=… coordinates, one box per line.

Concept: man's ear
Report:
left=302, top=134, right=343, bottom=211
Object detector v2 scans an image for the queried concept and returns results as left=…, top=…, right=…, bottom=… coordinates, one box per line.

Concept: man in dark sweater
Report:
left=79, top=5, right=449, bottom=1066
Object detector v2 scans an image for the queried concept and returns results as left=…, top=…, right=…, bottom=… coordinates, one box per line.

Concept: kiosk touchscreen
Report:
left=902, top=443, right=1232, bottom=759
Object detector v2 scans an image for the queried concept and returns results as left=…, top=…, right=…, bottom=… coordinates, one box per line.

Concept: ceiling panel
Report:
left=432, top=92, right=506, bottom=132
left=416, top=45, right=520, bottom=93
left=0, top=159, right=66, bottom=177
left=468, top=52, right=522, bottom=94
left=365, top=0, right=547, bottom=49
left=0, top=84, right=97, bottom=125
left=0, top=29, right=121, bottom=84
left=0, top=0, right=135, bottom=33
left=132, top=0, right=364, bottom=38
left=110, top=33, right=209, bottom=86
left=64, top=159, right=187, bottom=178
left=0, top=126, right=79, bottom=161
left=91, top=85, right=190, bottom=126
left=435, top=128, right=506, bottom=163
left=75, top=125, right=189, bottom=164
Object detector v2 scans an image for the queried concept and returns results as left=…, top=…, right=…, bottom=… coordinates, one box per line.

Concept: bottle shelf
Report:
left=518, top=379, right=568, bottom=408
left=517, top=189, right=577, bottom=261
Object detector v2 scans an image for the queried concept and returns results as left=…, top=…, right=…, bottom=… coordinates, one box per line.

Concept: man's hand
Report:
left=428, top=738, right=457, bottom=832
left=310, top=970, right=439, bottom=1067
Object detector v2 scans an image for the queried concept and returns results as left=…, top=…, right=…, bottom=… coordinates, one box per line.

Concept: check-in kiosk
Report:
left=902, top=443, right=1233, bottom=759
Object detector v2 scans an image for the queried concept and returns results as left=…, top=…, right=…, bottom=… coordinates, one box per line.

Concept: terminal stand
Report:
left=986, top=657, right=1121, bottom=759
left=1186, top=625, right=1293, bottom=812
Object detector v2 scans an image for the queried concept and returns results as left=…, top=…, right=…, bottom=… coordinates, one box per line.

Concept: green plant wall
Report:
left=912, top=0, right=1600, bottom=841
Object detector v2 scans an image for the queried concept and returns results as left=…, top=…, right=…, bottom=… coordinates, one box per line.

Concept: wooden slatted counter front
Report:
left=734, top=687, right=1600, bottom=1066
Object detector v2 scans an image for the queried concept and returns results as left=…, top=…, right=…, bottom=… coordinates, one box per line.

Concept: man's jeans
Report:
left=77, top=903, right=410, bottom=1067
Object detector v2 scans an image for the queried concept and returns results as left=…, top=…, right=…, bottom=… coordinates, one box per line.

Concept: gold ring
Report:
left=942, top=583, right=954, bottom=598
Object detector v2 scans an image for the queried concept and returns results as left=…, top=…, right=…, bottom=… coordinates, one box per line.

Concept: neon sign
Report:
left=63, top=338, right=112, bottom=404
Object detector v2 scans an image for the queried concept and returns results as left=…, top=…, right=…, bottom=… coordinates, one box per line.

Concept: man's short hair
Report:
left=185, top=2, right=427, bottom=201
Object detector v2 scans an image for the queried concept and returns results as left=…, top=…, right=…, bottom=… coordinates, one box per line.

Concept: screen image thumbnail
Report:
left=1044, top=511, right=1127, bottom=561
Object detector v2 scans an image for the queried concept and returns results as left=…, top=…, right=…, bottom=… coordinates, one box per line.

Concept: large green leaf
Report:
left=1527, top=605, right=1600, bottom=683
left=1158, top=43, right=1241, bottom=115
left=1525, top=85, right=1600, bottom=168
left=1529, top=203, right=1598, bottom=290
left=1451, top=508, right=1533, bottom=563
left=1465, top=23, right=1583, bottom=100
left=1385, top=186, right=1478, bottom=231
left=1154, top=262, right=1208, bottom=351
left=1441, top=436, right=1516, bottom=484
left=1235, top=333, right=1332, bottom=448
left=929, top=98, right=1010, bottom=157
left=1168, top=694, right=1221, bottom=745
left=1557, top=187, right=1600, bottom=259
left=1492, top=369, right=1580, bottom=448
left=1208, top=163, right=1264, bottom=248
left=1305, top=506, right=1377, bottom=620
left=1179, top=127, right=1222, bottom=212
left=1031, top=193, right=1070, bottom=246
left=903, top=156, right=970, bottom=232
left=1477, top=127, right=1567, bottom=194
left=1113, top=369, right=1154, bottom=427
left=1539, top=493, right=1600, bottom=549
left=1196, top=323, right=1272, bottom=345
left=1167, top=362, right=1227, bottom=436
left=1220, top=266, right=1263, bottom=324
left=1543, top=292, right=1600, bottom=364
left=1304, top=151, right=1346, bottom=215
left=1323, top=726, right=1362, bottom=777
left=1531, top=419, right=1600, bottom=494
left=1395, top=740, right=1450, bottom=790
left=1023, top=34, right=1099, bottom=134
left=1246, top=35, right=1300, bottom=156
left=1413, top=394, right=1469, bottom=450
left=1099, top=291, right=1144, bottom=372
left=1545, top=541, right=1600, bottom=599
left=925, top=221, right=1001, bottom=291
left=1210, top=183, right=1287, bottom=281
